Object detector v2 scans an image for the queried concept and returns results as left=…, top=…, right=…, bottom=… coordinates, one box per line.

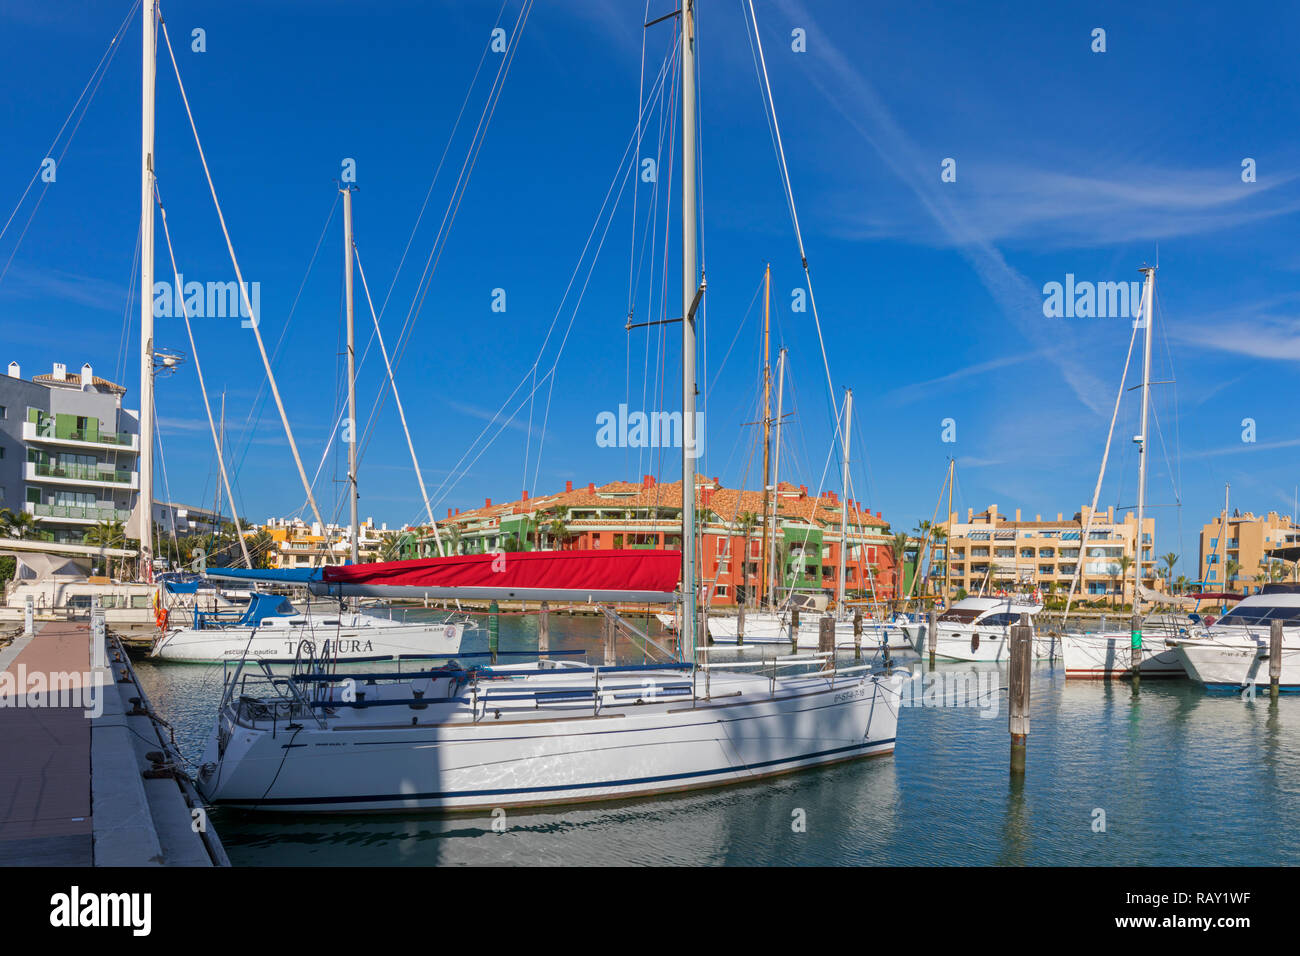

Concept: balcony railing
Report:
left=29, top=503, right=132, bottom=523
left=29, top=462, right=135, bottom=485
left=23, top=420, right=138, bottom=450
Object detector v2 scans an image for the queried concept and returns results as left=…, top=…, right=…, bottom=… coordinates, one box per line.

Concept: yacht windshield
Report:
left=1216, top=604, right=1300, bottom=626
left=938, top=608, right=981, bottom=624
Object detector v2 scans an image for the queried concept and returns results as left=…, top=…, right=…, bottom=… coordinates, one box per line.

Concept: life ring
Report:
left=155, top=607, right=169, bottom=632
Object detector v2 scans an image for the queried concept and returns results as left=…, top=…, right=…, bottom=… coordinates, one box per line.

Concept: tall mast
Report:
left=1133, top=266, right=1156, bottom=610
left=680, top=0, right=699, bottom=660
left=138, top=0, right=157, bottom=581
left=213, top=390, right=225, bottom=523
left=343, top=186, right=359, bottom=565
left=767, top=347, right=786, bottom=608
left=758, top=263, right=772, bottom=606
left=837, top=388, right=852, bottom=613
left=943, top=457, right=954, bottom=604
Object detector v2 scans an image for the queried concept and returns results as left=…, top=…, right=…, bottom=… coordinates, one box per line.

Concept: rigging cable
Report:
left=158, top=16, right=325, bottom=528
left=153, top=178, right=252, bottom=568
left=1062, top=303, right=1142, bottom=624
left=354, top=244, right=445, bottom=554
left=0, top=0, right=141, bottom=286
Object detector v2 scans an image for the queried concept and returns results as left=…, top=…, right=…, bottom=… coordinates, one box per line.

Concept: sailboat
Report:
left=1061, top=267, right=1186, bottom=678
left=145, top=171, right=468, bottom=662
left=194, top=0, right=900, bottom=812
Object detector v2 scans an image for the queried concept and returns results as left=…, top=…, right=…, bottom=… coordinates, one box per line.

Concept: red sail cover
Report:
left=322, top=549, right=681, bottom=595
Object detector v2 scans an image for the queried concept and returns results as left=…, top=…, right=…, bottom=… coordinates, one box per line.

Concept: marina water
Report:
left=132, top=611, right=1300, bottom=866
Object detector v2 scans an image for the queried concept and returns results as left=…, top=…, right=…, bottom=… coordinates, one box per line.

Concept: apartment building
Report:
left=1197, top=510, right=1299, bottom=593
left=261, top=516, right=387, bottom=568
left=935, top=504, right=1158, bottom=599
left=0, top=360, right=140, bottom=545
left=400, top=475, right=898, bottom=606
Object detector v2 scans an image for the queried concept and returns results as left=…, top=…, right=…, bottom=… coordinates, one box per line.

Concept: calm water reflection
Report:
left=131, top=611, right=1300, bottom=865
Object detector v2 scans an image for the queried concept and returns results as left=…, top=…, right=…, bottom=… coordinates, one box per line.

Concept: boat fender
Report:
left=971, top=633, right=980, bottom=652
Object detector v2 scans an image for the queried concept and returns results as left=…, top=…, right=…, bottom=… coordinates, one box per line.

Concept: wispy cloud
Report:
left=1, top=264, right=128, bottom=314
left=829, top=166, right=1300, bottom=250
left=1182, top=437, right=1300, bottom=461
left=774, top=0, right=1113, bottom=416
left=882, top=348, right=1052, bottom=406
left=1171, top=292, right=1300, bottom=360
left=446, top=399, right=548, bottom=440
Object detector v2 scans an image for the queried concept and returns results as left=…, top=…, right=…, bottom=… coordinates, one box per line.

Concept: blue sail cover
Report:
left=206, top=567, right=329, bottom=585
left=237, top=593, right=297, bottom=626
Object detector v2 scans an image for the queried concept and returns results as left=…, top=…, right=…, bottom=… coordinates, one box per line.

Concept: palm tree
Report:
left=928, top=525, right=948, bottom=596
left=84, top=518, right=127, bottom=577
left=0, top=507, right=37, bottom=540
left=1174, top=574, right=1188, bottom=595
left=375, top=531, right=404, bottom=564
left=243, top=528, right=276, bottom=569
left=733, top=512, right=758, bottom=598
left=448, top=524, right=463, bottom=556
left=889, top=531, right=909, bottom=610
left=1161, top=552, right=1178, bottom=592
left=1117, top=555, right=1133, bottom=609
left=912, top=520, right=933, bottom=595
left=545, top=506, right=570, bottom=550
left=1225, top=558, right=1241, bottom=591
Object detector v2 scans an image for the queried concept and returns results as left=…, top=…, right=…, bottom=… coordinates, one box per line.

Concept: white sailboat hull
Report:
left=703, top=614, right=912, bottom=650
left=900, top=622, right=1057, bottom=662
left=196, top=668, right=900, bottom=812
left=151, top=617, right=465, bottom=663
left=1174, top=639, right=1300, bottom=691
left=1061, top=632, right=1186, bottom=678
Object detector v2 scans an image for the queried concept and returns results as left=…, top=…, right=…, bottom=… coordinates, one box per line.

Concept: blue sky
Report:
left=2, top=0, right=1298, bottom=567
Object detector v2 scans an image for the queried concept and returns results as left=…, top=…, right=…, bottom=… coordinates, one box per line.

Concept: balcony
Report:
left=26, top=461, right=138, bottom=489
left=27, top=502, right=133, bottom=525
left=23, top=420, right=139, bottom=453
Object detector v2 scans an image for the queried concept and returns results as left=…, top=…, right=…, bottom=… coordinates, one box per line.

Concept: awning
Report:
left=312, top=549, right=681, bottom=604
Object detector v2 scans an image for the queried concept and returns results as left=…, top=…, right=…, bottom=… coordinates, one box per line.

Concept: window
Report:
left=1218, top=604, right=1300, bottom=626
left=978, top=612, right=1023, bottom=627
left=0, top=404, right=6, bottom=419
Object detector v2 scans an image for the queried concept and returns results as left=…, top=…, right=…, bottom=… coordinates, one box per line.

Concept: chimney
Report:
left=712, top=476, right=719, bottom=486
left=80, top=363, right=93, bottom=387
left=587, top=482, right=595, bottom=493
left=643, top=474, right=655, bottom=489
left=485, top=497, right=492, bottom=508
left=565, top=480, right=573, bottom=493
left=1014, top=508, right=1021, bottom=522
left=52, top=361, right=66, bottom=380
left=967, top=508, right=974, bottom=522
left=1057, top=512, right=1063, bottom=521
left=7, top=362, right=18, bottom=378
left=799, top=484, right=808, bottom=496
left=522, top=489, right=529, bottom=501
left=876, top=511, right=882, bottom=519
left=1035, top=514, right=1041, bottom=522
left=447, top=508, right=453, bottom=519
